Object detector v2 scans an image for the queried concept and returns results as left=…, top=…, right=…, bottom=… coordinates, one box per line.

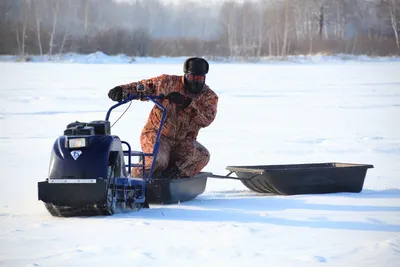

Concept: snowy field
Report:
left=0, top=58, right=399, bottom=266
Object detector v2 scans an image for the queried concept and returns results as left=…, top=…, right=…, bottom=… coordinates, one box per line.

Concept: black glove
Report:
left=166, top=92, right=191, bottom=107
left=108, top=86, right=123, bottom=102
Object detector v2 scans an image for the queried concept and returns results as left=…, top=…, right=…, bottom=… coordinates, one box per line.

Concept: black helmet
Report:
left=183, top=57, right=209, bottom=75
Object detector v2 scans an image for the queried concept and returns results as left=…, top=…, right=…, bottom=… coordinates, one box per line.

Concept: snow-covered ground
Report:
left=0, top=57, right=399, bottom=267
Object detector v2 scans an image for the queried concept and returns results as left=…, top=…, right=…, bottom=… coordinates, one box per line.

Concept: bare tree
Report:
left=220, top=1, right=239, bottom=58
left=388, top=0, right=400, bottom=48
left=32, top=0, right=43, bottom=56
left=255, top=0, right=270, bottom=57
left=83, top=0, right=89, bottom=33
left=0, top=0, right=13, bottom=52
left=58, top=27, right=70, bottom=56
left=319, top=4, right=324, bottom=39
left=281, top=0, right=290, bottom=56
left=48, top=0, right=60, bottom=56
left=16, top=0, right=29, bottom=57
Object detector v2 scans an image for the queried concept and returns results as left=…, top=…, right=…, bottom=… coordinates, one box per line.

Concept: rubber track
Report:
left=44, top=202, right=143, bottom=217
left=44, top=203, right=112, bottom=217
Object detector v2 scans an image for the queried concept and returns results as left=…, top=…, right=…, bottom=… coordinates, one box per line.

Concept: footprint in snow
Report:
left=315, top=256, right=327, bottom=263
left=131, top=250, right=155, bottom=259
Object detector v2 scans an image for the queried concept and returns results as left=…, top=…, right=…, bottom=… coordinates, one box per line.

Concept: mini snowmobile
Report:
left=38, top=85, right=374, bottom=217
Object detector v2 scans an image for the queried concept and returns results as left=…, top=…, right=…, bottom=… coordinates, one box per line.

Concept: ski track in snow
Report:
left=0, top=60, right=400, bottom=267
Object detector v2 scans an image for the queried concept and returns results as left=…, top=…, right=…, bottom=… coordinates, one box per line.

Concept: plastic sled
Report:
left=146, top=172, right=210, bottom=204
left=221, top=162, right=374, bottom=195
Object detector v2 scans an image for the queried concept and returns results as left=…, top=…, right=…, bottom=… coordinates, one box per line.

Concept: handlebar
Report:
left=105, top=94, right=165, bottom=121
left=105, top=93, right=167, bottom=181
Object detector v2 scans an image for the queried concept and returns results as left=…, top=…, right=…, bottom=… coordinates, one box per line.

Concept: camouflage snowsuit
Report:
left=119, top=75, right=218, bottom=178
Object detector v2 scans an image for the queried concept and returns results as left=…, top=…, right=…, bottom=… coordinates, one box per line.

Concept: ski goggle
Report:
left=185, top=73, right=205, bottom=83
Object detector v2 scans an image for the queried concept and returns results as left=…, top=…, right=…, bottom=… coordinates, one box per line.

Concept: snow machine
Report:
left=38, top=85, right=374, bottom=217
left=38, top=86, right=213, bottom=217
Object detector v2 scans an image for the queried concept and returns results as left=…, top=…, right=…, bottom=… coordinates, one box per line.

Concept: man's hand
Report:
left=166, top=92, right=192, bottom=108
left=108, top=86, right=123, bottom=102
left=166, top=92, right=186, bottom=104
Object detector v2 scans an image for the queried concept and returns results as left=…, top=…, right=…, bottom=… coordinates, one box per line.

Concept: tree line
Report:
left=1, top=0, right=399, bottom=60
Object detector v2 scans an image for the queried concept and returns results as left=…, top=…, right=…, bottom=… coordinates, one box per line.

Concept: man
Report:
left=108, top=57, right=218, bottom=178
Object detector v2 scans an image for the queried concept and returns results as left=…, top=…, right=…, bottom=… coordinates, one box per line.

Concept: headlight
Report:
left=68, top=138, right=87, bottom=148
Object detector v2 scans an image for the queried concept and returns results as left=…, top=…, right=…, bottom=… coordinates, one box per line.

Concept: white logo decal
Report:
left=70, top=150, right=82, bottom=160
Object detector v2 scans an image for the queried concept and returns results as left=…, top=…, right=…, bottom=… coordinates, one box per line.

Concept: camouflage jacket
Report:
left=119, top=75, right=218, bottom=141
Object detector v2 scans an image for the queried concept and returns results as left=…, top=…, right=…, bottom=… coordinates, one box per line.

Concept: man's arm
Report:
left=119, top=75, right=168, bottom=96
left=185, top=88, right=218, bottom=128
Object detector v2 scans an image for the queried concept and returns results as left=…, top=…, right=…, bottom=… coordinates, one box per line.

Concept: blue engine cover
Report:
left=48, top=135, right=125, bottom=179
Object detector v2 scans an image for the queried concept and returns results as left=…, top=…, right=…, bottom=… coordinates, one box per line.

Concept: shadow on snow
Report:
left=104, top=189, right=400, bottom=232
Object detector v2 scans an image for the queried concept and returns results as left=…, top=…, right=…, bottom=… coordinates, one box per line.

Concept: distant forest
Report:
left=1, top=0, right=399, bottom=59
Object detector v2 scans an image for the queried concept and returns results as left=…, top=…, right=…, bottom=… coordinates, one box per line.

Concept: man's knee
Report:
left=197, top=150, right=210, bottom=168
left=177, top=142, right=210, bottom=177
left=155, top=154, right=169, bottom=170
left=141, top=131, right=171, bottom=171
left=196, top=142, right=210, bottom=164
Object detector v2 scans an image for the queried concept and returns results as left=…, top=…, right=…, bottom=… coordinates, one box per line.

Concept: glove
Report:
left=166, top=92, right=191, bottom=107
left=108, top=86, right=123, bottom=102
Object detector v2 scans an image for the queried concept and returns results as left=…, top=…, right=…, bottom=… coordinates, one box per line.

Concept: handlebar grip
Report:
left=136, top=84, right=145, bottom=92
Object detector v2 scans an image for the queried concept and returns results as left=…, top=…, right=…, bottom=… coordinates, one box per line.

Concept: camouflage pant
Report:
left=131, top=131, right=210, bottom=178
